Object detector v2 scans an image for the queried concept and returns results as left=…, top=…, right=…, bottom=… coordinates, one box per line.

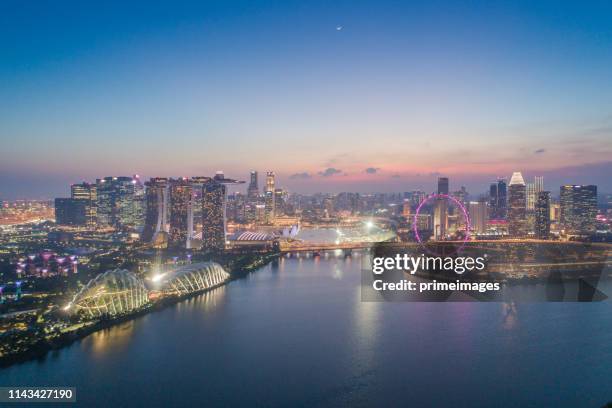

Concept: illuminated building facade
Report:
left=248, top=171, right=259, bottom=199
left=159, top=262, right=230, bottom=295
left=264, top=171, right=276, bottom=224
left=468, top=200, right=488, bottom=234
left=168, top=178, right=193, bottom=248
left=190, top=176, right=212, bottom=234
left=143, top=177, right=169, bottom=242
left=201, top=174, right=245, bottom=251
left=202, top=179, right=226, bottom=251
left=433, top=177, right=449, bottom=240
left=489, top=178, right=507, bottom=220
left=526, top=182, right=536, bottom=211
left=96, top=176, right=143, bottom=229
left=71, top=182, right=97, bottom=227
left=274, top=188, right=286, bottom=217
left=508, top=172, right=527, bottom=237
left=535, top=191, right=551, bottom=239
left=70, top=269, right=149, bottom=319
left=560, top=185, right=597, bottom=235
left=526, top=176, right=544, bottom=211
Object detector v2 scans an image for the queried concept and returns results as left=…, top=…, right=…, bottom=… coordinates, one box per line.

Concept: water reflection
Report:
left=82, top=285, right=227, bottom=358
left=501, top=302, right=518, bottom=330
left=175, top=285, right=227, bottom=313
left=85, top=321, right=135, bottom=358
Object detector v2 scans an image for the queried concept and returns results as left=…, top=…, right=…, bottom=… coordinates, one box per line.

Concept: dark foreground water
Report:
left=1, top=252, right=611, bottom=407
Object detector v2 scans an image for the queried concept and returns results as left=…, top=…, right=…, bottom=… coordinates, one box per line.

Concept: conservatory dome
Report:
left=71, top=269, right=149, bottom=318
left=159, top=262, right=230, bottom=295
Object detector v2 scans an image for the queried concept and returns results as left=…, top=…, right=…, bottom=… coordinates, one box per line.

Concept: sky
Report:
left=1, top=0, right=611, bottom=199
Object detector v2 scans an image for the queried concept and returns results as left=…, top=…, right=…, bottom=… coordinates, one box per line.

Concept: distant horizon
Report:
left=1, top=167, right=609, bottom=201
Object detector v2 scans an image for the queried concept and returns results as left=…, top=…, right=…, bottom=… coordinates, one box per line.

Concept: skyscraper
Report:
left=143, top=177, right=169, bottom=242
left=534, top=176, right=544, bottom=193
left=95, top=177, right=115, bottom=227
left=201, top=173, right=245, bottom=251
left=437, top=177, right=449, bottom=195
left=70, top=182, right=97, bottom=227
left=526, top=182, right=536, bottom=211
left=132, top=175, right=145, bottom=229
left=202, top=179, right=226, bottom=251
left=489, top=178, right=507, bottom=220
left=264, top=171, right=276, bottom=224
left=274, top=188, right=286, bottom=217
left=168, top=178, right=193, bottom=248
left=508, top=172, right=527, bottom=237
left=535, top=191, right=551, bottom=239
left=468, top=199, right=488, bottom=234
left=526, top=176, right=544, bottom=211
left=497, top=179, right=507, bottom=219
left=95, top=176, right=141, bottom=229
left=434, top=177, right=449, bottom=239
left=190, top=176, right=212, bottom=234
left=248, top=171, right=259, bottom=200
left=560, top=185, right=597, bottom=235
left=489, top=183, right=498, bottom=217
left=55, top=198, right=88, bottom=226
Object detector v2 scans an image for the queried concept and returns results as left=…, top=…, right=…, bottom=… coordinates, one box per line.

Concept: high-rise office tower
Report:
left=71, top=182, right=97, bottom=227
left=508, top=172, right=527, bottom=237
left=526, top=176, right=544, bottom=211
left=247, top=171, right=259, bottom=200
left=55, top=198, right=88, bottom=226
left=115, top=177, right=138, bottom=228
left=497, top=179, right=507, bottom=219
left=132, top=175, right=145, bottom=229
left=526, top=182, right=536, bottom=211
left=468, top=199, right=488, bottom=234
left=274, top=188, right=286, bottom=217
left=535, top=191, right=551, bottom=239
left=560, top=185, right=597, bottom=235
left=265, top=171, right=275, bottom=193
left=489, top=183, right=498, bottom=217
left=437, top=177, right=449, bottom=195
left=96, top=177, right=115, bottom=227
left=202, top=179, right=226, bottom=251
left=534, top=176, right=544, bottom=193
left=264, top=171, right=276, bottom=224
left=434, top=177, right=449, bottom=239
left=168, top=178, right=193, bottom=248
left=143, top=177, right=169, bottom=242
left=190, top=176, right=212, bottom=233
left=95, top=176, right=141, bottom=229
left=489, top=178, right=508, bottom=220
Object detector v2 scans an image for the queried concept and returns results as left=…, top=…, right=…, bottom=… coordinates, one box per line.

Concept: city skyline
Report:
left=2, top=1, right=612, bottom=198
left=1, top=167, right=609, bottom=201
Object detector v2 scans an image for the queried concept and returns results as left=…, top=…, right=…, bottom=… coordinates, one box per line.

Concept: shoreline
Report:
left=0, top=252, right=280, bottom=369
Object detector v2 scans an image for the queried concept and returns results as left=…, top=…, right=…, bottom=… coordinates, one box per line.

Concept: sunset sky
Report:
left=1, top=0, right=611, bottom=199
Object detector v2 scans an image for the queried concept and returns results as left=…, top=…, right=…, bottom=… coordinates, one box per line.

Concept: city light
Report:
left=151, top=273, right=166, bottom=283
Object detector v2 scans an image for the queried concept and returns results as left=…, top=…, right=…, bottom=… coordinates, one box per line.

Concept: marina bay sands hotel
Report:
left=142, top=172, right=244, bottom=251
